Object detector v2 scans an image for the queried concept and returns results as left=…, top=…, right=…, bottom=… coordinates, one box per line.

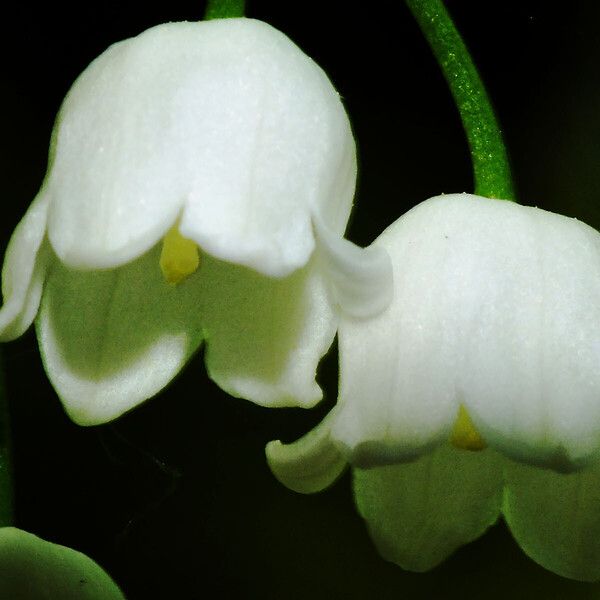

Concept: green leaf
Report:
left=0, top=527, right=125, bottom=599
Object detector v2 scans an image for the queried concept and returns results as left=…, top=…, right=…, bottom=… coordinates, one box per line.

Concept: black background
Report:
left=2, top=1, right=600, bottom=598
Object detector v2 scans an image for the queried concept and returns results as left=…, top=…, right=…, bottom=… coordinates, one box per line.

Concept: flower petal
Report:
left=504, top=459, right=600, bottom=581
left=354, top=444, right=503, bottom=572
left=332, top=198, right=469, bottom=464
left=195, top=253, right=337, bottom=409
left=0, top=193, right=49, bottom=341
left=36, top=245, right=204, bottom=425
left=47, top=19, right=356, bottom=276
left=313, top=217, right=393, bottom=319
left=177, top=19, right=356, bottom=278
left=266, top=410, right=347, bottom=494
left=0, top=527, right=125, bottom=599
left=456, top=197, right=600, bottom=468
left=334, top=194, right=600, bottom=468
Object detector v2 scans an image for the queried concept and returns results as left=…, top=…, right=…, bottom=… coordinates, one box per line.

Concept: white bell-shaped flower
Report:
left=268, top=193, right=600, bottom=581
left=0, top=18, right=391, bottom=425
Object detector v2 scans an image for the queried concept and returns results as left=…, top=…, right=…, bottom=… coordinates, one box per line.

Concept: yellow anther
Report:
left=159, top=225, right=200, bottom=284
left=450, top=405, right=486, bottom=451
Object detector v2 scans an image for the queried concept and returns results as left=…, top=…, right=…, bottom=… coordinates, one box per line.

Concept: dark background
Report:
left=2, top=1, right=600, bottom=598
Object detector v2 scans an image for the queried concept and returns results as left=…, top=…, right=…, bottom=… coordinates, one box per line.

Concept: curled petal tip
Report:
left=266, top=413, right=347, bottom=494
left=0, top=194, right=50, bottom=340
left=313, top=217, right=393, bottom=320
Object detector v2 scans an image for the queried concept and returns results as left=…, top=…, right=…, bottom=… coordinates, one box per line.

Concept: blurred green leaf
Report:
left=0, top=527, right=125, bottom=599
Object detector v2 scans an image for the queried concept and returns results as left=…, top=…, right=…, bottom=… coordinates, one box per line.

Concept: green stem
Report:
left=0, top=350, right=12, bottom=526
left=204, top=0, right=245, bottom=19
left=405, top=0, right=515, bottom=201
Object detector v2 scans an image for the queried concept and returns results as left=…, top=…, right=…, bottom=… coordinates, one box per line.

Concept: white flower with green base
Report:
left=0, top=18, right=390, bottom=426
left=265, top=0, right=600, bottom=582
left=2, top=0, right=598, bottom=588
left=268, top=193, right=600, bottom=581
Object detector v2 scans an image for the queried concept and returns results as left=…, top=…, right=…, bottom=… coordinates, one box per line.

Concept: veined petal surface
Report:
left=46, top=19, right=355, bottom=276
left=333, top=196, right=469, bottom=464
left=0, top=193, right=49, bottom=341
left=37, top=245, right=204, bottom=425
left=504, top=459, right=600, bottom=581
left=196, top=253, right=337, bottom=409
left=0, top=528, right=125, bottom=599
left=454, top=197, right=600, bottom=468
left=354, top=444, right=503, bottom=572
left=38, top=241, right=336, bottom=424
left=334, top=194, right=600, bottom=468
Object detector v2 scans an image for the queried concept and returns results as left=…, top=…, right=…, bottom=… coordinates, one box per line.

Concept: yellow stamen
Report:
left=450, top=405, right=486, bottom=451
left=159, top=225, right=200, bottom=284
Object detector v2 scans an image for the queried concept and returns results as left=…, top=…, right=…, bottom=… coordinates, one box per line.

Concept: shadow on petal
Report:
left=353, top=444, right=503, bottom=572
left=504, top=458, right=600, bottom=581
left=38, top=244, right=336, bottom=424
left=37, top=245, right=205, bottom=425
left=197, top=253, right=336, bottom=409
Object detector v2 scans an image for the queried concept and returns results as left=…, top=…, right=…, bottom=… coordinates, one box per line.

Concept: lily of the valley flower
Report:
left=0, top=18, right=390, bottom=425
left=0, top=527, right=125, bottom=598
left=268, top=193, right=600, bottom=581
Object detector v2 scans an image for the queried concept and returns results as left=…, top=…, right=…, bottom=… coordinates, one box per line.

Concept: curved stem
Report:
left=405, top=0, right=515, bottom=201
left=0, top=350, right=13, bottom=526
left=204, top=0, right=245, bottom=20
